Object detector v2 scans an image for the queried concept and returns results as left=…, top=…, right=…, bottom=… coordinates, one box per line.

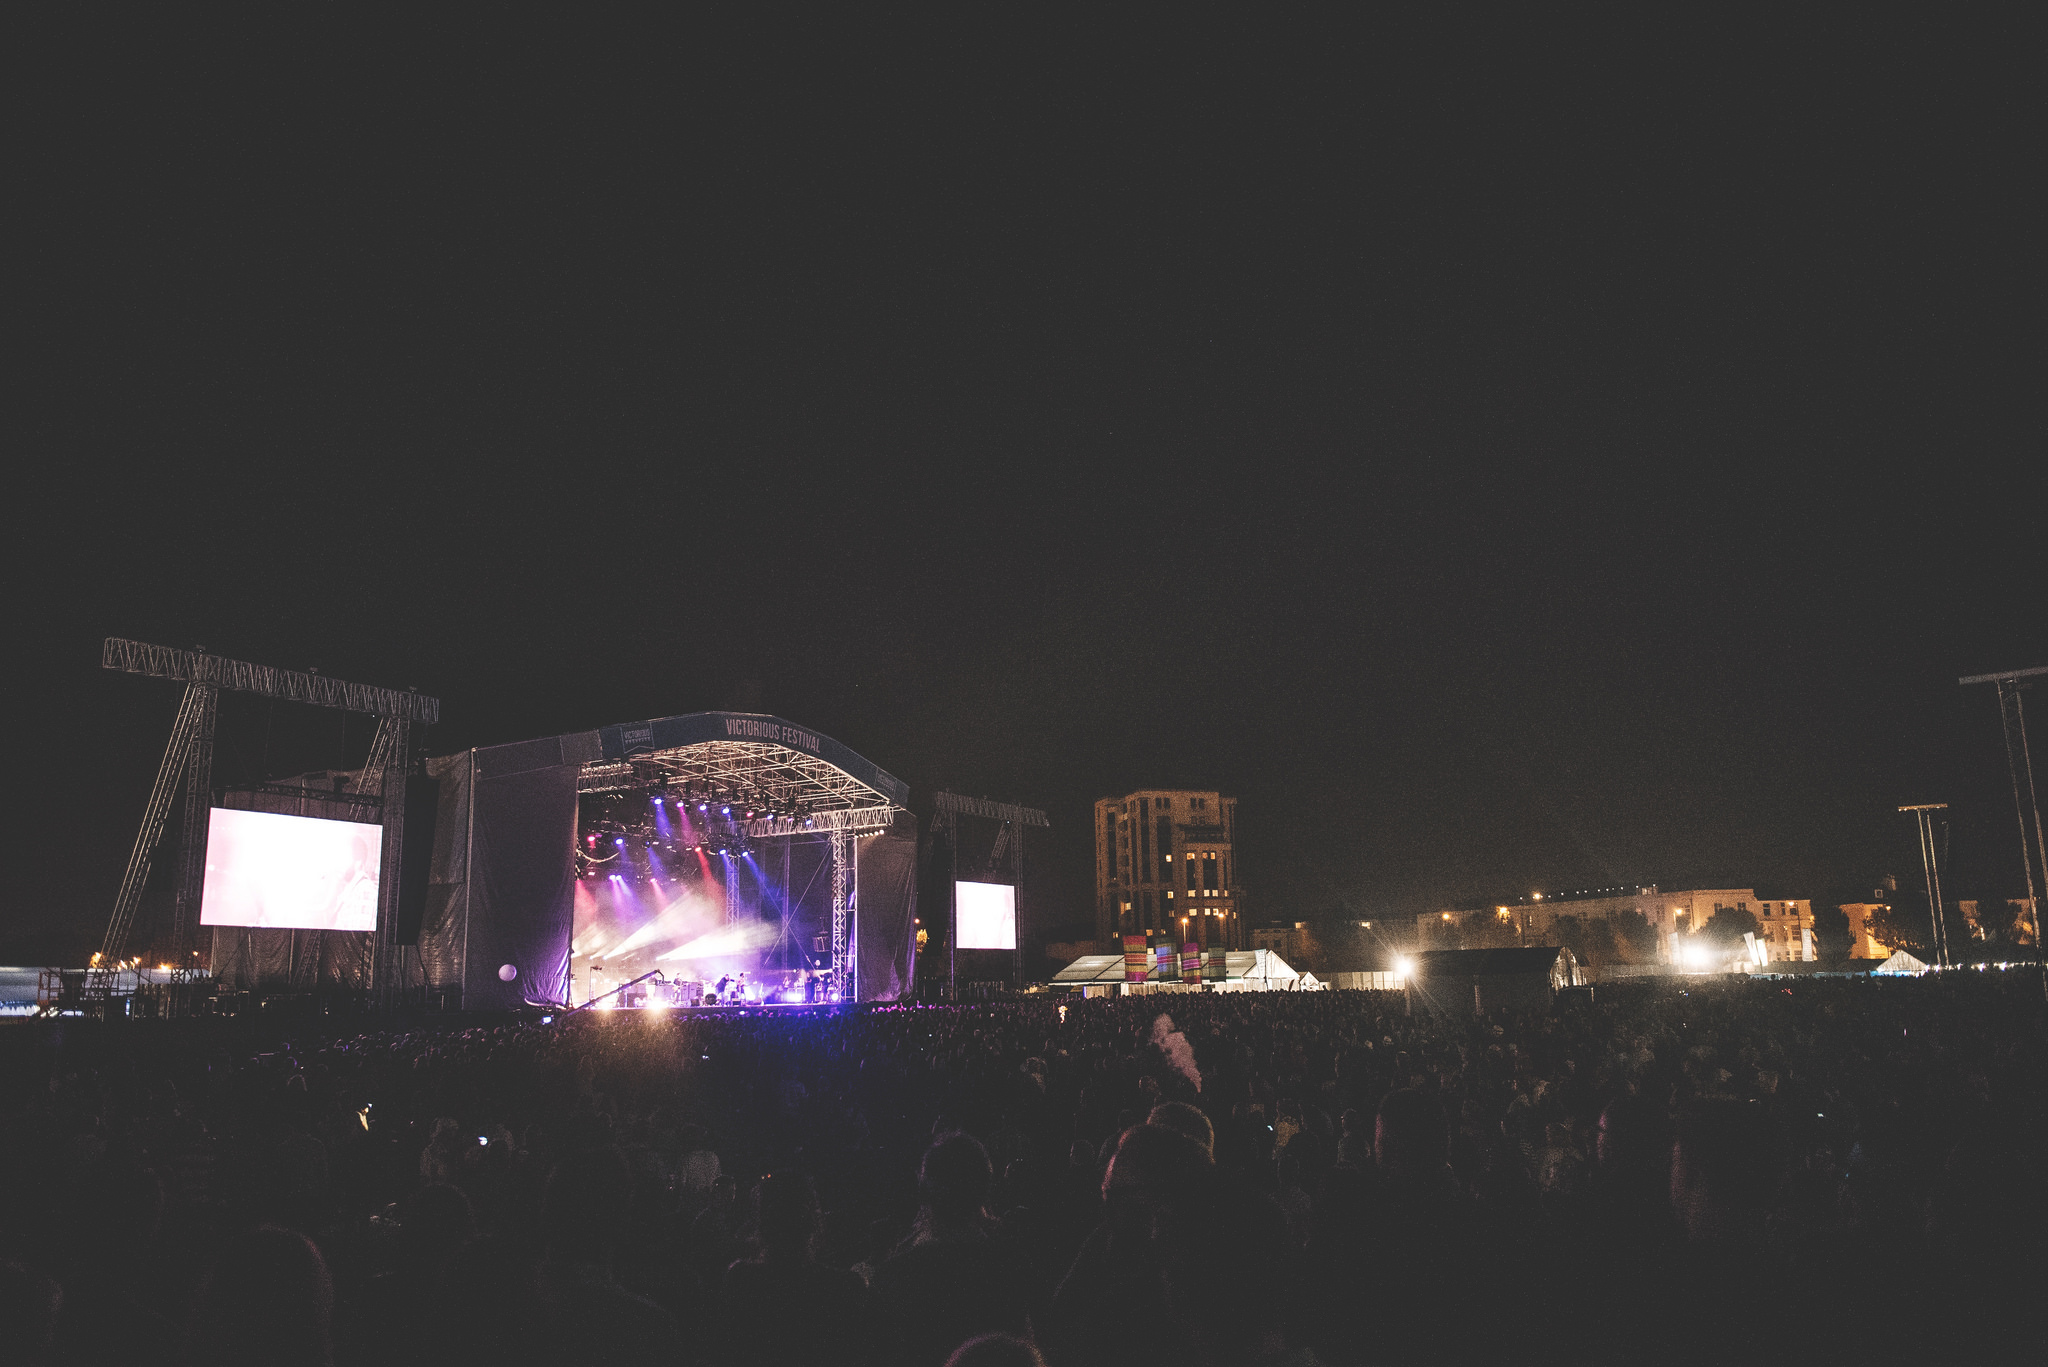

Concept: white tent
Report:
left=1226, top=949, right=1300, bottom=989
left=1872, top=949, right=1931, bottom=975
left=1047, top=948, right=1301, bottom=990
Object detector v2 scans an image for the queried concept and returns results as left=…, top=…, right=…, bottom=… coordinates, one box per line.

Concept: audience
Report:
left=0, top=973, right=2042, bottom=1364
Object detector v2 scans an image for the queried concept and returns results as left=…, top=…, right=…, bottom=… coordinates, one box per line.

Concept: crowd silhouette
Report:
left=1, top=973, right=2042, bottom=1364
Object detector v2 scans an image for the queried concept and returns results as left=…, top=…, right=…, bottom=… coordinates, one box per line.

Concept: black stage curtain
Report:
left=416, top=746, right=581, bottom=1009
left=416, top=752, right=473, bottom=996
left=857, top=823, right=919, bottom=1001
left=464, top=754, right=580, bottom=1010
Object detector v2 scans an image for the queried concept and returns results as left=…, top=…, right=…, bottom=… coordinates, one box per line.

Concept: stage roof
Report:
left=470, top=711, right=907, bottom=835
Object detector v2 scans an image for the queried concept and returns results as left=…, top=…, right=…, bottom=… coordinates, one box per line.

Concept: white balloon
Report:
left=498, top=964, right=518, bottom=982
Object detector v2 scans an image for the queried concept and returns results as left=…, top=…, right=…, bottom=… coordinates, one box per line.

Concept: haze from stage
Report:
left=954, top=880, right=1016, bottom=950
left=199, top=807, right=382, bottom=931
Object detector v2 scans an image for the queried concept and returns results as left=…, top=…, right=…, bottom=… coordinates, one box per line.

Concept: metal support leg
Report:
left=93, top=679, right=209, bottom=1011
left=830, top=830, right=851, bottom=999
left=165, top=684, right=217, bottom=1014
left=1997, top=682, right=2048, bottom=949
left=946, top=815, right=958, bottom=1001
left=370, top=717, right=410, bottom=1006
left=848, top=832, right=859, bottom=1001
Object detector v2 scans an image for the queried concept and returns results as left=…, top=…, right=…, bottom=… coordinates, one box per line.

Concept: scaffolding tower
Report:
left=93, top=639, right=439, bottom=1016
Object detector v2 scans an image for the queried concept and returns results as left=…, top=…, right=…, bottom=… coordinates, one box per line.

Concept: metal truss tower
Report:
left=1961, top=666, right=2048, bottom=986
left=1899, top=804, right=1952, bottom=968
left=95, top=639, right=438, bottom=1015
left=830, top=829, right=853, bottom=999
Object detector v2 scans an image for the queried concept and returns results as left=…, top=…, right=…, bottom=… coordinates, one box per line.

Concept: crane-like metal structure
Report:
left=1960, top=665, right=2048, bottom=958
left=95, top=638, right=438, bottom=1015
left=1898, top=804, right=1952, bottom=968
left=932, top=791, right=1049, bottom=997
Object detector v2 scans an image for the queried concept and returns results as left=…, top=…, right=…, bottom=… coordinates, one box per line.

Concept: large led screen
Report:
left=200, top=807, right=383, bottom=931
left=955, top=880, right=1017, bottom=950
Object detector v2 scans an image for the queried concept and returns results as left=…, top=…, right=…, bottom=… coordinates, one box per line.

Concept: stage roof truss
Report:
left=103, top=637, right=439, bottom=722
left=578, top=741, right=899, bottom=820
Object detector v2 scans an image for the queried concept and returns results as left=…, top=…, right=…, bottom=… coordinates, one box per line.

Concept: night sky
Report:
left=13, top=11, right=2045, bottom=959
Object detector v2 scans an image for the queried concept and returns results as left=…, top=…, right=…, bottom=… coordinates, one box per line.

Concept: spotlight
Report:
left=721, top=806, right=730, bottom=815
left=614, top=837, right=626, bottom=847
left=652, top=796, right=663, bottom=805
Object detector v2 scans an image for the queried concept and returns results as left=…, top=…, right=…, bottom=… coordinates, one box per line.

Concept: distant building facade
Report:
left=1837, top=903, right=1892, bottom=959
left=1960, top=898, right=2039, bottom=945
left=1420, top=887, right=1814, bottom=963
left=1094, top=789, right=1239, bottom=949
left=1842, top=896, right=2041, bottom=954
left=1250, top=922, right=1312, bottom=964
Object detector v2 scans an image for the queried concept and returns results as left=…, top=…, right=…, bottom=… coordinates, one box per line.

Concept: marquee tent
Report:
left=1050, top=948, right=1300, bottom=990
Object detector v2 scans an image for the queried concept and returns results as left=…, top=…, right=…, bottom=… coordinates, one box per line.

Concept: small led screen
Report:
left=200, top=807, right=382, bottom=931
left=954, top=880, right=1017, bottom=950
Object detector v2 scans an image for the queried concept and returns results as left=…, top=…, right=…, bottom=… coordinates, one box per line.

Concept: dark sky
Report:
left=12, top=10, right=2045, bottom=955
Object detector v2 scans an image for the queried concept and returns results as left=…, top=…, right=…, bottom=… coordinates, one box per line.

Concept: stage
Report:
left=411, top=712, right=922, bottom=1011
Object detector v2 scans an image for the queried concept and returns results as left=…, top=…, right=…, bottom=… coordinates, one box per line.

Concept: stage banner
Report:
left=1182, top=942, right=1200, bottom=979
left=1155, top=932, right=1180, bottom=982
left=1202, top=948, right=1226, bottom=982
left=1123, top=934, right=1149, bottom=983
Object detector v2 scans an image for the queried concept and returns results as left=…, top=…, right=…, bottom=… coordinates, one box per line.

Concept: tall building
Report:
left=1094, top=789, right=1239, bottom=949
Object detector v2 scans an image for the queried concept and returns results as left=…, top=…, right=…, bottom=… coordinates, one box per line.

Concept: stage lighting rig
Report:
left=696, top=828, right=754, bottom=858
